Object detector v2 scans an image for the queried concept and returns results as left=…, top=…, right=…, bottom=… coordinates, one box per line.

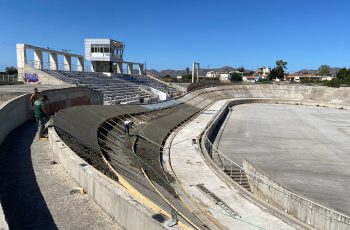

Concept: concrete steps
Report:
left=223, top=168, right=252, bottom=192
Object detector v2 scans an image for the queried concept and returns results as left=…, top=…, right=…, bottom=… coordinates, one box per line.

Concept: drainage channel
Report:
left=196, top=184, right=240, bottom=218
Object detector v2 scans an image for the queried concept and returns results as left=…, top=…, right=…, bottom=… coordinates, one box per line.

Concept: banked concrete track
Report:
left=53, top=84, right=350, bottom=229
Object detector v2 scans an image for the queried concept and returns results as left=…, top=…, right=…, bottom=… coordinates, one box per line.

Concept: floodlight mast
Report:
left=192, top=62, right=200, bottom=83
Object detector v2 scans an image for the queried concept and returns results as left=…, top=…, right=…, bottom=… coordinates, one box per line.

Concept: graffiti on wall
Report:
left=24, top=73, right=39, bottom=83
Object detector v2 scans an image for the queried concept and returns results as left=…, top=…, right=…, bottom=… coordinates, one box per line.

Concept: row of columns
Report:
left=17, top=44, right=84, bottom=72
left=33, top=49, right=84, bottom=71
left=116, top=62, right=144, bottom=75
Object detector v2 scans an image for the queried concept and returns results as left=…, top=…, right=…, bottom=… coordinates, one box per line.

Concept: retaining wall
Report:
left=243, top=160, right=350, bottom=230
left=0, top=87, right=102, bottom=145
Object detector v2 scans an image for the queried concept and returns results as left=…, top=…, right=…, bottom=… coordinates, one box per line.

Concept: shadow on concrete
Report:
left=0, top=121, right=57, bottom=230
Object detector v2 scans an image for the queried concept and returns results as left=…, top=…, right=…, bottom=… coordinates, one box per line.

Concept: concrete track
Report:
left=218, top=103, right=350, bottom=216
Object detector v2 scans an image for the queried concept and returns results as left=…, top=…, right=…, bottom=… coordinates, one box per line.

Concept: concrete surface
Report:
left=0, top=121, right=120, bottom=229
left=168, top=100, right=294, bottom=229
left=49, top=126, right=172, bottom=230
left=218, top=103, right=350, bottom=216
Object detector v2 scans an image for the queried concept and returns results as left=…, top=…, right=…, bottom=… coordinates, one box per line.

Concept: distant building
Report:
left=176, top=75, right=182, bottom=79
left=206, top=71, right=219, bottom=78
left=242, top=76, right=257, bottom=82
left=286, top=73, right=321, bottom=82
left=321, top=76, right=335, bottom=81
left=219, top=73, right=230, bottom=82
left=255, top=67, right=270, bottom=78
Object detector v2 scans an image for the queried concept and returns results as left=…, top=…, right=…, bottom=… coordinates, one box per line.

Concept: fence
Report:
left=201, top=100, right=350, bottom=230
left=0, top=75, right=17, bottom=82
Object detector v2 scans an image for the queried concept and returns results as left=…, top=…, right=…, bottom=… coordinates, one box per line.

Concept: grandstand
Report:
left=17, top=40, right=180, bottom=105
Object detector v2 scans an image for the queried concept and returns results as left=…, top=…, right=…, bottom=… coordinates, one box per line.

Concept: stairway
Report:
left=223, top=168, right=252, bottom=192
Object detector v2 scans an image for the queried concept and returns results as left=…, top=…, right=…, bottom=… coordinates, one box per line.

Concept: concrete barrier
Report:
left=0, top=87, right=102, bottom=145
left=243, top=160, right=350, bottom=230
left=48, top=129, right=169, bottom=230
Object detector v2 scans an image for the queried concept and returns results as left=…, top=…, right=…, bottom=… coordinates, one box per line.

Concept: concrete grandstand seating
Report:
left=41, top=69, right=179, bottom=105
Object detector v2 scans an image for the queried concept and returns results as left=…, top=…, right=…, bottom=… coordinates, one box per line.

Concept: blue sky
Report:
left=0, top=0, right=349, bottom=72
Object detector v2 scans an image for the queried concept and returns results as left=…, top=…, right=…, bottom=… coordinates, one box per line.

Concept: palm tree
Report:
left=275, top=60, right=288, bottom=70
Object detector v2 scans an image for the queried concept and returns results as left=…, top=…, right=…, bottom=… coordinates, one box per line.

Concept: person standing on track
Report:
left=33, top=95, right=49, bottom=139
left=124, top=120, right=133, bottom=136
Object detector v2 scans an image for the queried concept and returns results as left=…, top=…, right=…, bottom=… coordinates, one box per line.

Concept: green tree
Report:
left=5, top=66, right=18, bottom=75
left=237, top=66, right=245, bottom=72
left=230, top=72, right=243, bottom=82
left=186, top=67, right=190, bottom=76
left=268, top=60, right=287, bottom=80
left=336, top=68, right=350, bottom=81
left=275, top=60, right=288, bottom=70
left=318, top=65, right=330, bottom=76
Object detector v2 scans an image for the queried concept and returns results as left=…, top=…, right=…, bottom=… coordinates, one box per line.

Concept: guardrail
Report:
left=0, top=75, right=17, bottom=82
left=201, top=100, right=350, bottom=230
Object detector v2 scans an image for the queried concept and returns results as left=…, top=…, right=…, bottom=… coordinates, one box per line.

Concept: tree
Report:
left=186, top=67, right=190, bottom=76
left=237, top=66, right=245, bottom=73
left=336, top=68, right=350, bottom=81
left=318, top=65, right=330, bottom=76
left=275, top=60, right=288, bottom=70
left=268, top=60, right=287, bottom=80
left=230, top=72, right=243, bottom=82
left=5, top=66, right=18, bottom=75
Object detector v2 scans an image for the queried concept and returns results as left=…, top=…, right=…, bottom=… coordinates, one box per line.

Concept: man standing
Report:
left=33, top=95, right=49, bottom=139
left=30, top=88, right=39, bottom=106
left=124, top=120, right=133, bottom=136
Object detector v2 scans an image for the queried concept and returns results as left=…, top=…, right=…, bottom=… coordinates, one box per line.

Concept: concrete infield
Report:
left=218, top=103, right=350, bottom=216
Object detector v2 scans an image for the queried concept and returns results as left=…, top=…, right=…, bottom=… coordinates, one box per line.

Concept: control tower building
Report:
left=84, top=38, right=144, bottom=75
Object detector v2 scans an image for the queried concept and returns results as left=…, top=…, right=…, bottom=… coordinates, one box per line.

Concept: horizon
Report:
left=1, top=0, right=349, bottom=73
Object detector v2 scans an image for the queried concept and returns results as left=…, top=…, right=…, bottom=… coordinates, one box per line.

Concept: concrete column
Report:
left=192, top=62, right=195, bottom=83
left=138, top=64, right=144, bottom=75
left=196, top=63, right=199, bottom=83
left=16, top=44, right=26, bottom=82
left=77, top=57, right=84, bottom=72
left=127, top=63, right=133, bottom=75
left=49, top=52, right=58, bottom=70
left=34, top=49, right=43, bottom=69
left=116, top=62, right=123, bottom=74
left=63, top=55, right=71, bottom=71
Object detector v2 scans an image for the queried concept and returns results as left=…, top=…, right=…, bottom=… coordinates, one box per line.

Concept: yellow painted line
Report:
left=141, top=168, right=199, bottom=230
left=100, top=153, right=176, bottom=224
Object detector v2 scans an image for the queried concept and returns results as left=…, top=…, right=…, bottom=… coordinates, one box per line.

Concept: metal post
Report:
left=192, top=62, right=195, bottom=83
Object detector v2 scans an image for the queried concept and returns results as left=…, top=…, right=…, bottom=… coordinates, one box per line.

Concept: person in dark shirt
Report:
left=33, top=95, right=49, bottom=139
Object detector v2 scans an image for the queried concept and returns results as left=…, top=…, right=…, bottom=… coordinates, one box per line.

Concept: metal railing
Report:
left=0, top=75, right=17, bottom=82
left=202, top=102, right=350, bottom=229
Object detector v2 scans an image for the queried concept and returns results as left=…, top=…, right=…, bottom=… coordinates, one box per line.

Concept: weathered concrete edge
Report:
left=48, top=128, right=171, bottom=230
left=199, top=98, right=316, bottom=230
left=243, top=159, right=350, bottom=230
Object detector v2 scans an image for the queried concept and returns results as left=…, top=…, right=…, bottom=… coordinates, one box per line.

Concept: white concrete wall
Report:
left=243, top=160, right=350, bottom=230
left=149, top=87, right=167, bottom=101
